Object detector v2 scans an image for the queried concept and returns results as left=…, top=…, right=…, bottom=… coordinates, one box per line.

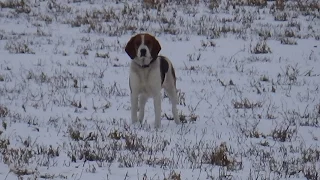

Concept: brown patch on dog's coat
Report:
left=159, top=56, right=169, bottom=85
left=125, top=34, right=141, bottom=59
left=144, top=34, right=161, bottom=60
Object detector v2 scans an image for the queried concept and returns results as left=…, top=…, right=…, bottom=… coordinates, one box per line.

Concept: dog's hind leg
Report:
left=153, top=93, right=162, bottom=128
left=165, top=87, right=180, bottom=125
left=130, top=92, right=139, bottom=124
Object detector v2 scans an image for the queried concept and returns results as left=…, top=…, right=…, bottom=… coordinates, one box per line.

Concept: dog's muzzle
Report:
left=140, top=49, right=146, bottom=57
left=139, top=57, right=156, bottom=68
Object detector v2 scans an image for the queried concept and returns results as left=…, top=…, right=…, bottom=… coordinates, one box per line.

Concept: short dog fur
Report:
left=125, top=33, right=180, bottom=128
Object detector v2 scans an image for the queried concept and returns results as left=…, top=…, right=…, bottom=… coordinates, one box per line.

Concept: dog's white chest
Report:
left=129, top=58, right=163, bottom=99
left=138, top=70, right=157, bottom=96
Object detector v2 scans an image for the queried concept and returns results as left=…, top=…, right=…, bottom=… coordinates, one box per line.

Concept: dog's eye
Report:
left=135, top=41, right=141, bottom=46
left=145, top=40, right=150, bottom=45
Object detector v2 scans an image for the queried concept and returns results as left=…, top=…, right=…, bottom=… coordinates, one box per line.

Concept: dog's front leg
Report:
left=138, top=94, right=148, bottom=123
left=165, top=87, right=180, bottom=125
left=129, top=72, right=140, bottom=124
left=153, top=92, right=161, bottom=128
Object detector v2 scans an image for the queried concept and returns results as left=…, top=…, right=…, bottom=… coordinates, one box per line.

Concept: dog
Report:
left=125, top=33, right=180, bottom=128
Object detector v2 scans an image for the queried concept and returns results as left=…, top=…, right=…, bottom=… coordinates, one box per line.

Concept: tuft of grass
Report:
left=274, top=11, right=287, bottom=21
left=280, top=38, right=297, bottom=45
left=95, top=52, right=110, bottom=59
left=108, top=129, right=124, bottom=140
left=251, top=40, right=271, bottom=54
left=0, top=105, right=9, bottom=117
left=142, top=0, right=165, bottom=9
left=163, top=170, right=181, bottom=180
left=260, top=75, right=269, bottom=82
left=248, top=0, right=267, bottom=7
left=284, top=29, right=296, bottom=38
left=271, top=125, right=296, bottom=142
left=0, top=0, right=31, bottom=14
left=68, top=127, right=82, bottom=141
left=202, top=142, right=242, bottom=170
left=124, top=133, right=145, bottom=152
left=232, top=98, right=263, bottom=109
left=208, top=0, right=220, bottom=12
left=0, top=137, right=10, bottom=149
left=247, top=55, right=271, bottom=63
left=275, top=0, right=285, bottom=11
left=303, top=167, right=319, bottom=180
left=5, top=40, right=35, bottom=54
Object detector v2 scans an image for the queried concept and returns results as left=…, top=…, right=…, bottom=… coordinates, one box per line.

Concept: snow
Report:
left=0, top=0, right=319, bottom=179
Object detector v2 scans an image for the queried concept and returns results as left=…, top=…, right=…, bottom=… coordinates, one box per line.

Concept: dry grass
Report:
left=0, top=0, right=319, bottom=179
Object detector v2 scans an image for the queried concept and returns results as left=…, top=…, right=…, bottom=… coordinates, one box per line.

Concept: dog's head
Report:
left=125, top=33, right=161, bottom=66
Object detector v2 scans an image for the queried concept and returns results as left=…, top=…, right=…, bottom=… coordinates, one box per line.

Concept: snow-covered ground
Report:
left=0, top=0, right=319, bottom=179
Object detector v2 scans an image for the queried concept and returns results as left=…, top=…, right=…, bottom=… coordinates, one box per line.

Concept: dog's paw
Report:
left=174, top=119, right=181, bottom=125
left=138, top=118, right=144, bottom=124
left=154, top=121, right=161, bottom=129
left=131, top=118, right=138, bottom=124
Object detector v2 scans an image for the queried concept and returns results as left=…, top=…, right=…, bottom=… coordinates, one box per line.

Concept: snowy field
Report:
left=0, top=0, right=319, bottom=179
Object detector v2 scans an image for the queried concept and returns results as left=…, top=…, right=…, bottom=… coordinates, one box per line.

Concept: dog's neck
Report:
left=137, top=58, right=157, bottom=68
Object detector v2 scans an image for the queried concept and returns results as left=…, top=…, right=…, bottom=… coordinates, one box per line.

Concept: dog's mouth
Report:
left=138, top=57, right=152, bottom=66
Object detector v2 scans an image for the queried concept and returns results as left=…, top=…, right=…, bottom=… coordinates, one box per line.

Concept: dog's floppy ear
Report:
left=150, top=35, right=161, bottom=60
left=125, top=35, right=137, bottom=60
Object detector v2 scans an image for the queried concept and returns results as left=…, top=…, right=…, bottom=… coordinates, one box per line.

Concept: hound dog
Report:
left=125, top=33, right=180, bottom=128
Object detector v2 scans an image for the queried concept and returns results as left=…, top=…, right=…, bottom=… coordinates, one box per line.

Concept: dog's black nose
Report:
left=140, top=49, right=146, bottom=57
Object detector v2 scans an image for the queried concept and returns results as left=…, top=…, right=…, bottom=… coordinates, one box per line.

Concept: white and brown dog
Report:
left=125, top=33, right=180, bottom=128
